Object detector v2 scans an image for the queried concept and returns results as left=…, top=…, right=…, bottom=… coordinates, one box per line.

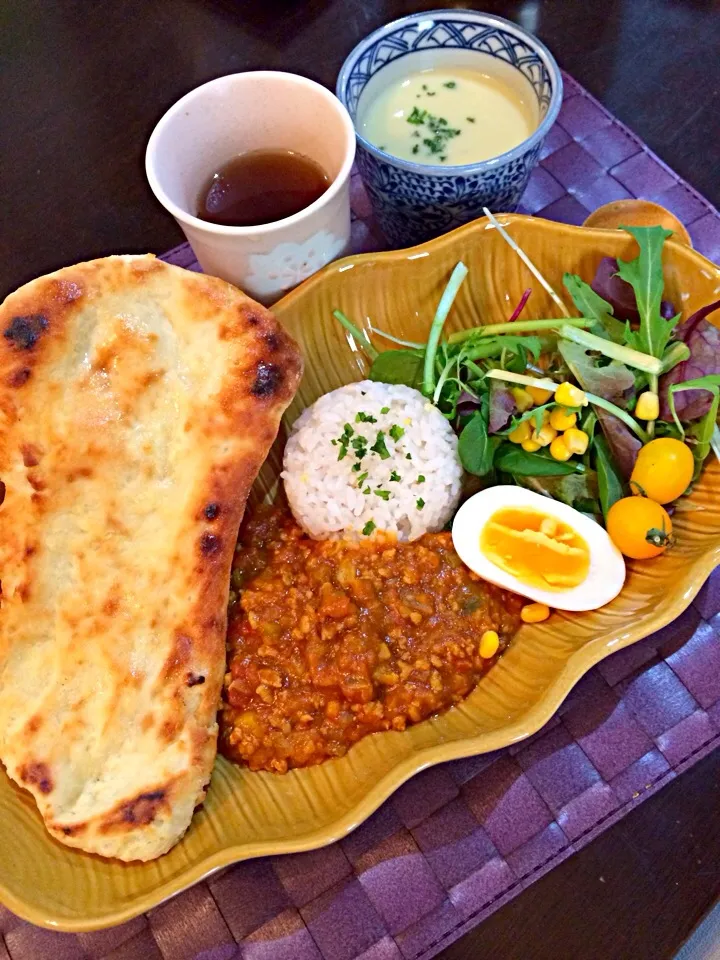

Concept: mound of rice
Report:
left=282, top=380, right=462, bottom=541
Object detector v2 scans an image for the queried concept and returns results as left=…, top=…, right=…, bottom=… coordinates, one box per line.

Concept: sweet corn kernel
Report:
left=555, top=382, right=587, bottom=407
left=531, top=424, right=557, bottom=447
left=636, top=391, right=660, bottom=421
left=549, top=435, right=572, bottom=461
left=521, top=602, right=551, bottom=623
left=479, top=630, right=500, bottom=659
left=527, top=383, right=554, bottom=404
left=511, top=387, right=534, bottom=412
left=521, top=438, right=542, bottom=452
left=549, top=407, right=577, bottom=431
left=508, top=420, right=532, bottom=444
left=563, top=427, right=589, bottom=455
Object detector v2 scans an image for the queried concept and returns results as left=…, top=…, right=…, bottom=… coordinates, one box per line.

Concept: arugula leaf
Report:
left=436, top=378, right=462, bottom=419
left=369, top=349, right=424, bottom=389
left=500, top=335, right=543, bottom=360
left=494, top=443, right=580, bottom=476
left=458, top=408, right=498, bottom=476
left=563, top=273, right=625, bottom=342
left=616, top=226, right=679, bottom=358
left=594, top=436, right=625, bottom=520
left=502, top=343, right=531, bottom=374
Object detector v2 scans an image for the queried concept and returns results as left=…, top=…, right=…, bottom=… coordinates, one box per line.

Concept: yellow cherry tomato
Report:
left=606, top=496, right=673, bottom=559
left=630, top=438, right=694, bottom=504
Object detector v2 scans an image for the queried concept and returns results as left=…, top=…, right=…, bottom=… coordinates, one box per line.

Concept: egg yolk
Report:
left=480, top=507, right=590, bottom=591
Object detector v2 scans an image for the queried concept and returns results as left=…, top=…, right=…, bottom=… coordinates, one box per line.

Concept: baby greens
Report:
left=333, top=222, right=720, bottom=519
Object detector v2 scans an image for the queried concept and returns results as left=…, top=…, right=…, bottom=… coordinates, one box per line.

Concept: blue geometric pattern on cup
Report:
left=356, top=141, right=543, bottom=247
left=344, top=21, right=553, bottom=120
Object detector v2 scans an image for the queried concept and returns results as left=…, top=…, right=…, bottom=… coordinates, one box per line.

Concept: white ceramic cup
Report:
left=146, top=72, right=356, bottom=304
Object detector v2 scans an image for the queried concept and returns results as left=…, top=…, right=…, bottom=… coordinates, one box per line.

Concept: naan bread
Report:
left=0, top=255, right=302, bottom=861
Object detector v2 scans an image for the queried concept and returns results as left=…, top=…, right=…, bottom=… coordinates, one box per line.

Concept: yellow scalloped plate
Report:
left=3, top=215, right=720, bottom=931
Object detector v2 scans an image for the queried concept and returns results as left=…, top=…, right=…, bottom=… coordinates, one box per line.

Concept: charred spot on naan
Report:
left=21, top=443, right=42, bottom=467
left=100, top=788, right=171, bottom=832
left=7, top=367, right=31, bottom=388
left=2, top=275, right=84, bottom=358
left=199, top=532, right=222, bottom=557
left=58, top=823, right=86, bottom=837
left=4, top=314, right=48, bottom=351
left=19, top=761, right=54, bottom=794
left=251, top=361, right=283, bottom=398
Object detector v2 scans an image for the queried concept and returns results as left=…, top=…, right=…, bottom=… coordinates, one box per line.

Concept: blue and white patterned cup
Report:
left=336, top=10, right=563, bottom=247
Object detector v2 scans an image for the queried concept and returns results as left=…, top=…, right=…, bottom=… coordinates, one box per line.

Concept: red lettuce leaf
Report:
left=659, top=299, right=720, bottom=421
left=488, top=381, right=515, bottom=433
left=595, top=407, right=641, bottom=479
left=591, top=257, right=640, bottom=322
left=456, top=390, right=481, bottom=418
left=591, top=256, right=675, bottom=324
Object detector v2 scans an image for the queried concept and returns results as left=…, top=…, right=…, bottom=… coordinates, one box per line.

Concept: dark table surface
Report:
left=2, top=1, right=720, bottom=957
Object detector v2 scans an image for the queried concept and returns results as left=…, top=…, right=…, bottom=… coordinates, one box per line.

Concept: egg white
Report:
left=452, top=486, right=626, bottom=612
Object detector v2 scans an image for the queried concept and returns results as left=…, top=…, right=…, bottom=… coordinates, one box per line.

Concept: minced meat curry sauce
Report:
left=220, top=507, right=523, bottom=772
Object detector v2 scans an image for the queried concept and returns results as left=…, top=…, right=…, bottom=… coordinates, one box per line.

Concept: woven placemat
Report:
left=2, top=71, right=719, bottom=960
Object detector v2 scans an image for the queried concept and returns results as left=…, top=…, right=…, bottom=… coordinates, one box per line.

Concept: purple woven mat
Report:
left=3, top=72, right=720, bottom=960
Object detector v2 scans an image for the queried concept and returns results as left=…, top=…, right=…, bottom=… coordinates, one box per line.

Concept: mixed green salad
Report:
left=334, top=211, right=720, bottom=560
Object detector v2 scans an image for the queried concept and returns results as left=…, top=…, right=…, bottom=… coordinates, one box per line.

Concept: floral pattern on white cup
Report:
left=246, top=230, right=347, bottom=298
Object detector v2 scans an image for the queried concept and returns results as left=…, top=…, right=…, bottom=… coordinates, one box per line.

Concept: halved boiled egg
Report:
left=452, top=486, right=625, bottom=612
